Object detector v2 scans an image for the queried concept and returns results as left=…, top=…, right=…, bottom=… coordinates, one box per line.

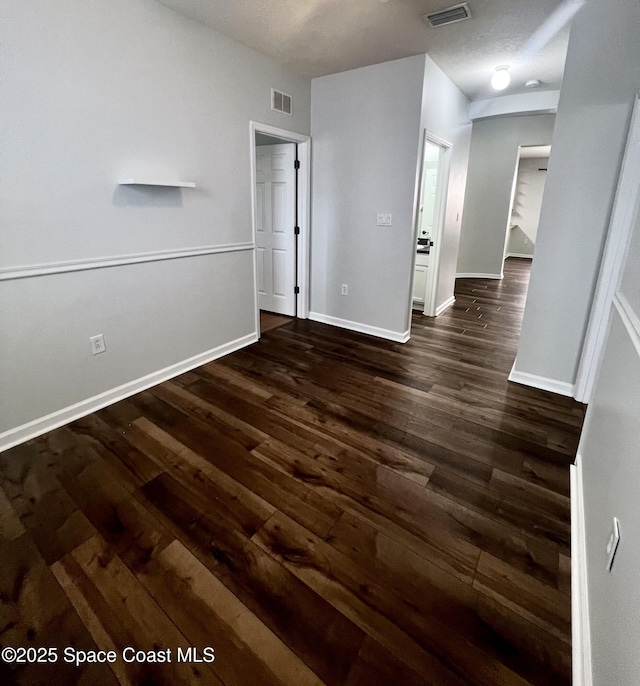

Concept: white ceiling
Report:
left=158, top=0, right=574, bottom=101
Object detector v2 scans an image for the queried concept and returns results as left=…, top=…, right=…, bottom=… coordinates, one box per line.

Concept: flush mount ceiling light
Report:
left=491, top=65, right=511, bottom=91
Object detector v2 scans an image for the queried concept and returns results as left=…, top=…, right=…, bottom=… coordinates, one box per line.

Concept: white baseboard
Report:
left=435, top=296, right=456, bottom=316
left=508, top=363, right=575, bottom=397
left=571, top=456, right=593, bottom=686
left=0, top=332, right=258, bottom=453
left=308, top=312, right=410, bottom=343
left=455, top=272, right=504, bottom=280
left=505, top=253, right=534, bottom=259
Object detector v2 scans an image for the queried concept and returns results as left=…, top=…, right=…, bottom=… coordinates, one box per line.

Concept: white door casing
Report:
left=255, top=143, right=296, bottom=316
left=249, top=122, right=311, bottom=337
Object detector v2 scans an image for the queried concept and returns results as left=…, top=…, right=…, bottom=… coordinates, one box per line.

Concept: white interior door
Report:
left=255, top=143, right=296, bottom=316
left=420, top=165, right=439, bottom=237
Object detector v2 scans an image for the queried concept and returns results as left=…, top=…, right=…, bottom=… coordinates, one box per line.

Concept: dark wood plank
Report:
left=53, top=535, right=223, bottom=685
left=427, top=466, right=570, bottom=549
left=473, top=551, right=571, bottom=643
left=134, top=539, right=325, bottom=686
left=0, top=533, right=116, bottom=686
left=344, top=635, right=434, bottom=686
left=260, top=311, right=295, bottom=333
left=137, top=472, right=365, bottom=686
left=0, top=439, right=97, bottom=566
left=129, top=416, right=342, bottom=539
left=253, top=510, right=531, bottom=685
left=558, top=553, right=572, bottom=596
left=326, top=511, right=568, bottom=685
left=252, top=437, right=480, bottom=583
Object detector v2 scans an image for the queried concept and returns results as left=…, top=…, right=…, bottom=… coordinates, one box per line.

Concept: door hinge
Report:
left=294, top=160, right=300, bottom=170
left=294, top=286, right=300, bottom=294
left=294, top=226, right=300, bottom=235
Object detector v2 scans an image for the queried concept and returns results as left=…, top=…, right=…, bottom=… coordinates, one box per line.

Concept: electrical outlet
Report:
left=606, top=517, right=620, bottom=571
left=385, top=213, right=392, bottom=226
left=376, top=214, right=384, bottom=226
left=341, top=284, right=348, bottom=296
left=90, top=334, right=106, bottom=355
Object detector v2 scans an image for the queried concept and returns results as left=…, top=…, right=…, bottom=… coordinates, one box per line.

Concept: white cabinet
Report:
left=413, top=251, right=429, bottom=306
left=413, top=266, right=428, bottom=304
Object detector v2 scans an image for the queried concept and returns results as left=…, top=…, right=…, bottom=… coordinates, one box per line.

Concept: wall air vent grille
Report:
left=271, top=89, right=293, bottom=115
left=424, top=2, right=471, bottom=27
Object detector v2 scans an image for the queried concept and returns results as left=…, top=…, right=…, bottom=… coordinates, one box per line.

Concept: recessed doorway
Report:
left=411, top=132, right=452, bottom=318
left=250, top=122, right=311, bottom=338
left=503, top=145, right=551, bottom=262
left=254, top=135, right=297, bottom=316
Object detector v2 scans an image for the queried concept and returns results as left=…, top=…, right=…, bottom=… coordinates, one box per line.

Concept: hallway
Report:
left=0, top=258, right=583, bottom=685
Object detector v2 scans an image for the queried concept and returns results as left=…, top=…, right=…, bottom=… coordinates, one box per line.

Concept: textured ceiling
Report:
left=158, top=0, right=573, bottom=101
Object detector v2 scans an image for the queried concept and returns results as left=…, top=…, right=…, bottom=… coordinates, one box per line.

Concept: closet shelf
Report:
left=118, top=178, right=196, bottom=188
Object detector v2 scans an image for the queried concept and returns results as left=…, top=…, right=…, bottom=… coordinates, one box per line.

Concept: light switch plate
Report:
left=606, top=517, right=620, bottom=571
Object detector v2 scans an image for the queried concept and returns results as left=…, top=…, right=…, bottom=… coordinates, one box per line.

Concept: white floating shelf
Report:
left=118, top=178, right=196, bottom=188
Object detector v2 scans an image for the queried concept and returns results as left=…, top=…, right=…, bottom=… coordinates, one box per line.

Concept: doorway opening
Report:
left=503, top=145, right=551, bottom=265
left=250, top=122, right=311, bottom=337
left=504, top=145, right=551, bottom=389
left=411, top=131, right=452, bottom=319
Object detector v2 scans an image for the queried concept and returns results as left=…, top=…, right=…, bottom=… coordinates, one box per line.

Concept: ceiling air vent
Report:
left=424, top=2, right=471, bottom=27
left=271, top=89, right=292, bottom=115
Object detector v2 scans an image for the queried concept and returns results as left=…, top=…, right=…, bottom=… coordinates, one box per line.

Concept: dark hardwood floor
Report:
left=260, top=311, right=294, bottom=334
left=0, top=258, right=583, bottom=685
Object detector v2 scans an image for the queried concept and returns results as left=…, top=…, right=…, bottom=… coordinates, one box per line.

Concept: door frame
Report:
left=574, top=95, right=640, bottom=403
left=410, top=130, right=452, bottom=318
left=502, top=150, right=522, bottom=267
left=249, top=121, right=311, bottom=336
left=503, top=145, right=550, bottom=264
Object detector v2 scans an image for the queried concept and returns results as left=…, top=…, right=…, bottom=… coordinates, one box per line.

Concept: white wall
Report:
left=456, top=114, right=555, bottom=278
left=469, top=91, right=560, bottom=120
left=310, top=56, right=426, bottom=338
left=513, top=0, right=640, bottom=387
left=506, top=157, right=549, bottom=256
left=0, top=0, right=310, bottom=444
left=578, top=197, right=640, bottom=685
left=310, top=54, right=470, bottom=339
